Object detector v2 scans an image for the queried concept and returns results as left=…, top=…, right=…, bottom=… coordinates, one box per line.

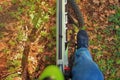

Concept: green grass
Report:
left=0, top=5, right=3, bottom=12
left=0, top=23, right=5, bottom=28
left=0, top=32, right=4, bottom=39
left=90, top=5, right=120, bottom=80
left=108, top=6, right=120, bottom=57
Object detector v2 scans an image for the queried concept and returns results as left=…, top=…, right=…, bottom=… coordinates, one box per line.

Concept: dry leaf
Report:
left=0, top=43, right=6, bottom=51
left=93, top=0, right=100, bottom=4
left=13, top=77, right=22, bottom=80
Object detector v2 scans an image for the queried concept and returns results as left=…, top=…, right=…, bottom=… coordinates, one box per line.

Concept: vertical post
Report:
left=57, top=0, right=68, bottom=73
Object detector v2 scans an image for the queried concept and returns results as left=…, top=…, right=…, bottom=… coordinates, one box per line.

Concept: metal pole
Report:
left=57, top=0, right=68, bottom=73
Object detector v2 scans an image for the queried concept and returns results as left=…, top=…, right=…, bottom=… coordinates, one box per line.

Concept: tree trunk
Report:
left=21, top=42, right=30, bottom=80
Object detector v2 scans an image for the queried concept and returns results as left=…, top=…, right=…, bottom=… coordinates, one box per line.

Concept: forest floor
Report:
left=0, top=0, right=120, bottom=80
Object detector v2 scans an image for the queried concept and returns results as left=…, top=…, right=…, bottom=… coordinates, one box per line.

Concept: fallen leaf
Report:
left=93, top=0, right=100, bottom=4
left=0, top=43, right=6, bottom=51
left=14, top=77, right=22, bottom=80
left=87, top=27, right=94, bottom=31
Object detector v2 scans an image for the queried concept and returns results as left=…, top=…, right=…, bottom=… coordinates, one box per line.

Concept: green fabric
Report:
left=39, top=65, right=64, bottom=80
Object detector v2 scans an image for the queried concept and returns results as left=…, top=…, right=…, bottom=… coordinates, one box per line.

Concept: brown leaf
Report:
left=87, top=27, right=94, bottom=31
left=89, top=45, right=98, bottom=49
left=116, top=70, right=120, bottom=77
left=13, top=77, right=22, bottom=80
left=109, top=0, right=114, bottom=4
left=93, top=0, right=100, bottom=4
left=0, top=43, right=6, bottom=51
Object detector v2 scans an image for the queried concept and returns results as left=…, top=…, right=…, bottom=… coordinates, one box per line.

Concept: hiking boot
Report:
left=77, top=30, right=89, bottom=49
